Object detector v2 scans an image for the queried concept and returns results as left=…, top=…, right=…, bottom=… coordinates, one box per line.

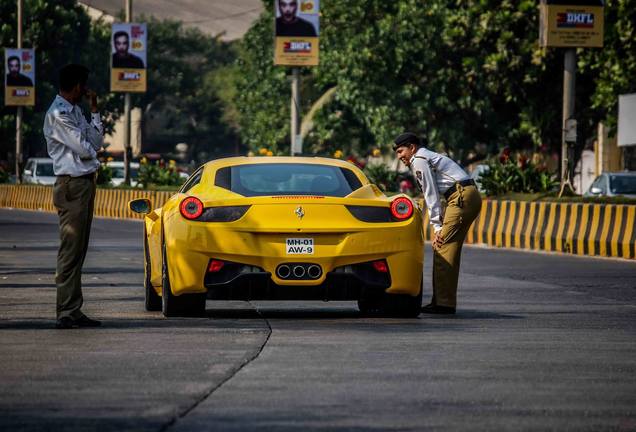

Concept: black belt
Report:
left=444, top=179, right=475, bottom=200
left=58, top=172, right=96, bottom=180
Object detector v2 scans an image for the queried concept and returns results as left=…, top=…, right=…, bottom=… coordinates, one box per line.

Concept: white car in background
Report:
left=107, top=161, right=140, bottom=187
left=585, top=172, right=636, bottom=199
left=23, top=158, right=56, bottom=185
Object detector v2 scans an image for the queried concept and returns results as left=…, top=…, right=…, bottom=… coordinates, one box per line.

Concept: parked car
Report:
left=23, top=158, right=56, bottom=185
left=107, top=161, right=139, bottom=187
left=585, top=172, right=636, bottom=199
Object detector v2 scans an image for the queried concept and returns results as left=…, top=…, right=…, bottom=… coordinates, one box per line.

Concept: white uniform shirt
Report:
left=410, top=147, right=470, bottom=233
left=44, top=95, right=103, bottom=177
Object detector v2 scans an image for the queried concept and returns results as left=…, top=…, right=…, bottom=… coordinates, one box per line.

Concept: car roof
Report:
left=27, top=158, right=53, bottom=163
left=202, top=156, right=361, bottom=170
left=605, top=172, right=636, bottom=177
left=107, top=161, right=140, bottom=167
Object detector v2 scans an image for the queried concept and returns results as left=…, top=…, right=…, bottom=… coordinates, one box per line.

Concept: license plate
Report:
left=286, top=238, right=314, bottom=255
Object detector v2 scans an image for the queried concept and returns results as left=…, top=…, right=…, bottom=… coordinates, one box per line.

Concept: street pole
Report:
left=560, top=48, right=576, bottom=195
left=123, top=0, right=132, bottom=185
left=290, top=67, right=300, bottom=156
left=15, top=0, right=23, bottom=184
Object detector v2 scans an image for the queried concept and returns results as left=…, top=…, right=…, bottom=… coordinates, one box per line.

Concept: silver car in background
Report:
left=23, top=158, right=56, bottom=185
left=585, top=172, right=636, bottom=199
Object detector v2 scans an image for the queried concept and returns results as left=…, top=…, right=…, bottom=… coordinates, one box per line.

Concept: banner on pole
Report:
left=4, top=48, right=35, bottom=106
left=274, top=0, right=319, bottom=66
left=111, top=23, right=147, bottom=92
left=540, top=1, right=604, bottom=48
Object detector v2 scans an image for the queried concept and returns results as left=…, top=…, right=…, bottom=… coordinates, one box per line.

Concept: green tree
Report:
left=0, top=0, right=118, bottom=162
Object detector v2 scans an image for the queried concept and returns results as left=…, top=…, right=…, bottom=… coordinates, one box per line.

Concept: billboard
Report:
left=274, top=0, right=319, bottom=66
left=4, top=48, right=35, bottom=106
left=111, top=23, right=147, bottom=92
left=539, top=1, right=604, bottom=47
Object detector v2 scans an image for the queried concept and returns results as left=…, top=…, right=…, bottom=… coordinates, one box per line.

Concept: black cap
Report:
left=393, top=132, right=421, bottom=151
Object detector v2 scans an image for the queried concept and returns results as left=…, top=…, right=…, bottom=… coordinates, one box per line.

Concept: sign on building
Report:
left=539, top=0, right=604, bottom=48
left=4, top=48, right=35, bottom=106
left=111, top=23, right=147, bottom=92
left=274, top=0, right=319, bottom=66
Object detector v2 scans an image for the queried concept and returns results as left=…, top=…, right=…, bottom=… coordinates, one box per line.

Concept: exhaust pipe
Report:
left=293, top=265, right=306, bottom=278
left=276, top=264, right=291, bottom=279
left=307, top=265, right=322, bottom=279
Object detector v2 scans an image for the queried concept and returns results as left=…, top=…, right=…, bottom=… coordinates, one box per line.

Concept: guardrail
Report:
left=422, top=200, right=635, bottom=260
left=1, top=184, right=634, bottom=260
left=0, top=184, right=174, bottom=220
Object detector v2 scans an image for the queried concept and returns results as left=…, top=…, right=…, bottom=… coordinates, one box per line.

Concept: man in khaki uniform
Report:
left=44, top=64, right=103, bottom=329
left=394, top=132, right=482, bottom=314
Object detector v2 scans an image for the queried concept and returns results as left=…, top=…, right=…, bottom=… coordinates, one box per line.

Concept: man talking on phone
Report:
left=44, top=64, right=104, bottom=329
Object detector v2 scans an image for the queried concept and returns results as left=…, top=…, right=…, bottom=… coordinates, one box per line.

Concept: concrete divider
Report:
left=1, top=185, right=634, bottom=259
left=0, top=184, right=175, bottom=220
left=422, top=199, right=636, bottom=259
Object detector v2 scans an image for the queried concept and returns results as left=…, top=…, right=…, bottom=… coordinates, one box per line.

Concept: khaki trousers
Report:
left=432, top=184, right=482, bottom=308
left=52, top=174, right=96, bottom=319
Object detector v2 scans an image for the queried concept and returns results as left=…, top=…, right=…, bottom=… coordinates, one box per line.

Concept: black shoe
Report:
left=74, top=315, right=102, bottom=327
left=55, top=317, right=76, bottom=329
left=421, top=303, right=456, bottom=315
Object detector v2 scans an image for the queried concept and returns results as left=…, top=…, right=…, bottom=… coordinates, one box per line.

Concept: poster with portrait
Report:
left=111, top=23, right=147, bottom=92
left=274, top=0, right=319, bottom=66
left=4, top=48, right=35, bottom=106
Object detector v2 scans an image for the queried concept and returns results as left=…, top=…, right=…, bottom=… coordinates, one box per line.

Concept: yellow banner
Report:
left=4, top=86, right=35, bottom=106
left=110, top=68, right=147, bottom=92
left=274, top=37, right=319, bottom=66
left=540, top=5, right=604, bottom=48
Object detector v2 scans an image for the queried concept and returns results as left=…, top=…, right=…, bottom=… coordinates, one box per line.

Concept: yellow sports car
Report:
left=129, top=157, right=424, bottom=317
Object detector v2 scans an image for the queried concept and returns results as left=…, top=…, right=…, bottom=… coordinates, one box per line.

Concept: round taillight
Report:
left=390, top=197, right=413, bottom=220
left=180, top=197, right=203, bottom=220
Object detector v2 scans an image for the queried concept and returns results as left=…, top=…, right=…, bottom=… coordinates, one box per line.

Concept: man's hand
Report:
left=432, top=232, right=445, bottom=251
left=85, top=89, right=98, bottom=113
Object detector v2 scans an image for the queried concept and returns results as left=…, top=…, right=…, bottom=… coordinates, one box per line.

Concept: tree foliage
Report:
left=233, top=0, right=634, bottom=162
left=0, top=1, right=237, bottom=165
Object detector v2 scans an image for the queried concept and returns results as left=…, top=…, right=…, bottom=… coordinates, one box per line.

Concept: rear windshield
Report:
left=215, top=163, right=363, bottom=197
left=610, top=175, right=636, bottom=194
left=36, top=163, right=54, bottom=176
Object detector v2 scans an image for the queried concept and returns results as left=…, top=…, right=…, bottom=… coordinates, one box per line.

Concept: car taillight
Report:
left=207, top=259, right=225, bottom=273
left=390, top=197, right=413, bottom=220
left=198, top=206, right=250, bottom=222
left=180, top=197, right=204, bottom=220
left=372, top=260, right=389, bottom=273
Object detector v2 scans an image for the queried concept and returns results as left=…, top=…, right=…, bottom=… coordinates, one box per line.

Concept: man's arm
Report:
left=51, top=114, right=97, bottom=160
left=413, top=157, right=443, bottom=233
left=84, top=90, right=104, bottom=151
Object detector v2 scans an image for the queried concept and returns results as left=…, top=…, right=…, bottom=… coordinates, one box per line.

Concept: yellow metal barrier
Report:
left=0, top=184, right=176, bottom=221
left=421, top=199, right=635, bottom=259
left=1, top=185, right=634, bottom=259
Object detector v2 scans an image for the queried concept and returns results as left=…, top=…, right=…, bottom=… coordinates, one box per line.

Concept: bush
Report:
left=138, top=159, right=184, bottom=189
left=479, top=152, right=559, bottom=196
left=96, top=163, right=113, bottom=186
left=0, top=166, right=9, bottom=184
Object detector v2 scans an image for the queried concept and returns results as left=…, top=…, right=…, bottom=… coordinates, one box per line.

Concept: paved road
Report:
left=1, top=209, right=635, bottom=431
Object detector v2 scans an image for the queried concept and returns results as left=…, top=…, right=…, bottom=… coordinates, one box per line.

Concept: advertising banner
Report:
left=274, top=0, right=319, bottom=66
left=111, top=23, right=147, bottom=92
left=4, top=48, right=35, bottom=106
left=540, top=1, right=604, bottom=47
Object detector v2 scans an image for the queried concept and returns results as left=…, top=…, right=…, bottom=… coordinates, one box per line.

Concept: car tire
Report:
left=358, top=279, right=423, bottom=318
left=161, top=241, right=206, bottom=317
left=144, top=229, right=161, bottom=311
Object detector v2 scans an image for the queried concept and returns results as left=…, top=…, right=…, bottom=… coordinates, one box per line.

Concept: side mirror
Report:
left=590, top=187, right=602, bottom=195
left=23, top=169, right=32, bottom=176
left=129, top=198, right=151, bottom=214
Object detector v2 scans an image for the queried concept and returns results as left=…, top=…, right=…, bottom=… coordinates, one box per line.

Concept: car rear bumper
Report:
left=203, top=260, right=394, bottom=301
